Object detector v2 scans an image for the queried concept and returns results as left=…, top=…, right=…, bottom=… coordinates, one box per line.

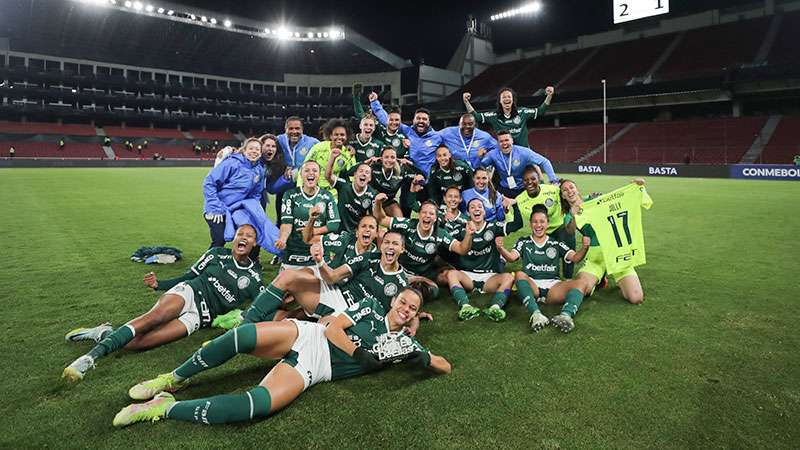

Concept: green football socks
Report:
left=242, top=285, right=284, bottom=323
left=174, top=323, right=257, bottom=380
left=516, top=279, right=540, bottom=314
left=561, top=288, right=585, bottom=318
left=87, top=324, right=135, bottom=360
left=166, top=386, right=271, bottom=424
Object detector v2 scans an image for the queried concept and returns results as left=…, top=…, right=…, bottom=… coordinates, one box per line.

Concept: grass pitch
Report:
left=0, top=168, right=798, bottom=449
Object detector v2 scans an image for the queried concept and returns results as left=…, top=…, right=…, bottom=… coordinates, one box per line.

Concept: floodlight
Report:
left=123, top=1, right=132, bottom=7
left=144, top=4, right=153, bottom=12
left=200, top=16, right=207, bottom=22
left=166, top=9, right=174, bottom=15
left=157, top=7, right=164, bottom=13
left=132, top=1, right=142, bottom=11
left=223, top=19, right=232, bottom=27
left=210, top=18, right=217, bottom=24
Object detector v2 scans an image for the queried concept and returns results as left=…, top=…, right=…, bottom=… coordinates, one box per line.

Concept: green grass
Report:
left=1, top=168, right=799, bottom=449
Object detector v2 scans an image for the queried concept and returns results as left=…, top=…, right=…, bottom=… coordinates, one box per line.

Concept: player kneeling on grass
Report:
left=560, top=179, right=646, bottom=306
left=496, top=205, right=591, bottom=333
left=445, top=197, right=523, bottom=321
left=112, top=287, right=451, bottom=427
left=63, top=224, right=265, bottom=382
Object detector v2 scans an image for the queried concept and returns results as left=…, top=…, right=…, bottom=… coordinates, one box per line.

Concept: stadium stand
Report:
left=585, top=117, right=768, bottom=164
left=102, top=126, right=184, bottom=139
left=655, top=18, right=770, bottom=81
left=2, top=141, right=105, bottom=158
left=0, top=121, right=97, bottom=136
left=759, top=116, right=800, bottom=164
left=529, top=124, right=625, bottom=163
left=767, top=11, right=800, bottom=64
left=189, top=130, right=236, bottom=141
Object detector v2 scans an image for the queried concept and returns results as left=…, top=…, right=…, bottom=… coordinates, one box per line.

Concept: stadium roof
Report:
left=0, top=0, right=411, bottom=80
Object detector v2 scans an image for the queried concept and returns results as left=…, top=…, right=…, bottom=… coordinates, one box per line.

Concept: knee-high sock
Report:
left=242, top=285, right=284, bottom=324
left=561, top=288, right=585, bottom=317
left=87, top=324, right=135, bottom=360
left=450, top=286, right=469, bottom=307
left=166, top=386, right=271, bottom=425
left=491, top=289, right=511, bottom=308
left=173, top=323, right=257, bottom=380
left=516, top=280, right=539, bottom=314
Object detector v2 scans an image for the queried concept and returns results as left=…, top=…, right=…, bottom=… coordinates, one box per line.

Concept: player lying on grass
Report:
left=373, top=194, right=474, bottom=296
left=224, top=229, right=408, bottom=331
left=445, top=197, right=523, bottom=322
left=112, top=287, right=451, bottom=427
left=560, top=178, right=646, bottom=306
left=62, top=224, right=265, bottom=382
left=496, top=205, right=591, bottom=333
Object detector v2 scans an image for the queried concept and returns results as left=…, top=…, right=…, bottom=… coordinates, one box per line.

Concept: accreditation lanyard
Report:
left=459, top=132, right=475, bottom=158
left=504, top=148, right=514, bottom=177
left=288, top=137, right=301, bottom=166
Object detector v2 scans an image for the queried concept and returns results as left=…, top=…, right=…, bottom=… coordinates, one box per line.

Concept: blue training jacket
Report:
left=371, top=99, right=442, bottom=175
left=480, top=145, right=558, bottom=189
left=439, top=126, right=498, bottom=170
left=277, top=133, right=320, bottom=169
left=203, top=152, right=265, bottom=215
left=461, top=187, right=506, bottom=222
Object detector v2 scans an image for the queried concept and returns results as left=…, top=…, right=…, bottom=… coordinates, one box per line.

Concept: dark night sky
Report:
left=174, top=0, right=762, bottom=67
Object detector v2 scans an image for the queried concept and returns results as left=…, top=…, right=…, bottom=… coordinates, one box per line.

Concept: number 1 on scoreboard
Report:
left=613, top=0, right=670, bottom=24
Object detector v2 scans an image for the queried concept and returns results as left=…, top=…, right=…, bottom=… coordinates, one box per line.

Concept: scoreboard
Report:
left=613, top=0, right=669, bottom=24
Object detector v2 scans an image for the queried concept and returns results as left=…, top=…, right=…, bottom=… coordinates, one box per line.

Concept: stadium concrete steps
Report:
left=555, top=47, right=600, bottom=90
left=754, top=13, right=783, bottom=64
left=101, top=145, right=116, bottom=159
left=575, top=122, right=637, bottom=163
left=643, top=31, right=685, bottom=84
left=740, top=115, right=782, bottom=164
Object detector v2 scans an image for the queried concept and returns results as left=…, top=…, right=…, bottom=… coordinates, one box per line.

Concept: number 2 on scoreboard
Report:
left=607, top=211, right=632, bottom=247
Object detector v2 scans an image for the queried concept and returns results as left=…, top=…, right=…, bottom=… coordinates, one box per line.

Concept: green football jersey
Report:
left=298, top=141, right=357, bottom=191
left=375, top=129, right=408, bottom=159
left=438, top=208, right=469, bottom=265
left=350, top=134, right=383, bottom=162
left=368, top=164, right=419, bottom=200
left=333, top=177, right=378, bottom=232
left=513, top=183, right=564, bottom=233
left=353, top=93, right=408, bottom=159
left=184, top=248, right=264, bottom=324
left=328, top=297, right=429, bottom=380
left=513, top=236, right=572, bottom=280
left=472, top=102, right=548, bottom=148
left=574, top=184, right=653, bottom=274
left=322, top=231, right=377, bottom=268
left=454, top=221, right=512, bottom=273
left=427, top=159, right=473, bottom=204
left=281, top=187, right=341, bottom=266
left=340, top=253, right=408, bottom=310
left=389, top=218, right=455, bottom=277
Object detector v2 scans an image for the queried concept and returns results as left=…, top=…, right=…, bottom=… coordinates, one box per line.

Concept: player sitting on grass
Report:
left=496, top=205, right=591, bottom=333
left=560, top=179, right=647, bottom=308
left=444, top=197, right=523, bottom=321
left=373, top=194, right=474, bottom=296
left=62, top=224, right=265, bottom=382
left=112, top=287, right=451, bottom=427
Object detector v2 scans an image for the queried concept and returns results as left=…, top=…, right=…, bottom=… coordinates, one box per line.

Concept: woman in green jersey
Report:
left=560, top=179, right=646, bottom=310
left=462, top=86, right=554, bottom=147
left=426, top=146, right=473, bottom=205
left=62, top=225, right=264, bottom=382
left=112, top=287, right=451, bottom=427
left=497, top=205, right=591, bottom=333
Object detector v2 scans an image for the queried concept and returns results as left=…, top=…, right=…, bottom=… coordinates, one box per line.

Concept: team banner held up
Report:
left=575, top=183, right=653, bottom=274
